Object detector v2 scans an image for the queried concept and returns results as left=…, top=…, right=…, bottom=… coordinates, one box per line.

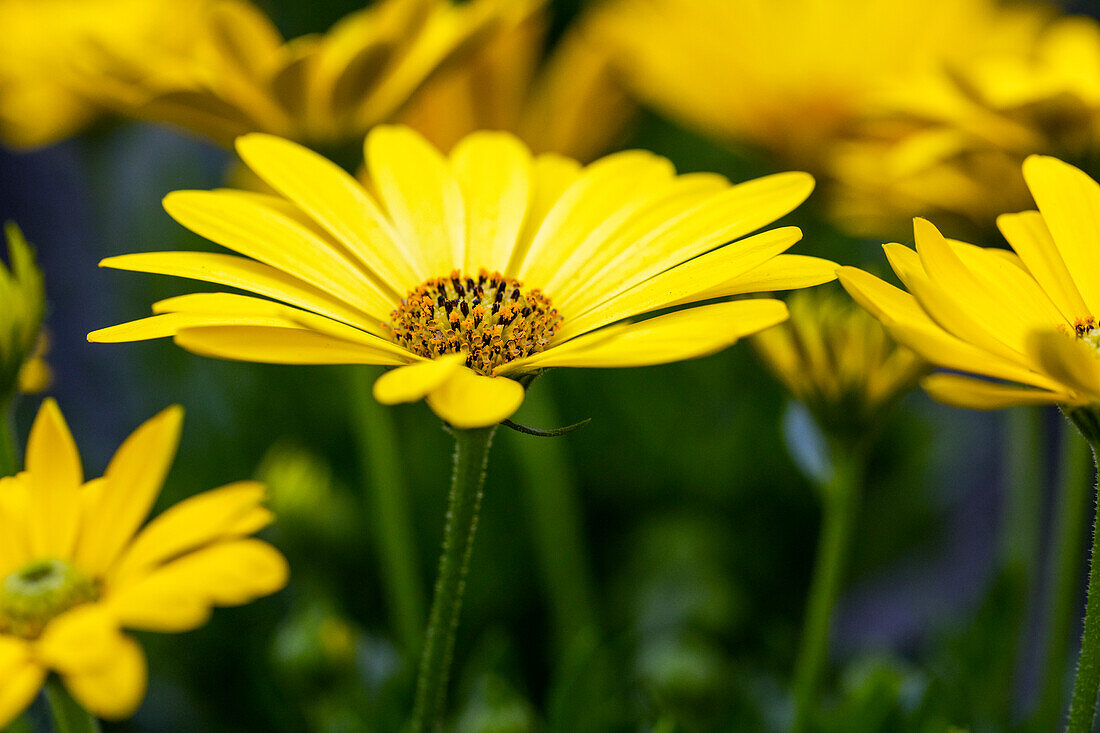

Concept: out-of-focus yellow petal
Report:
left=36, top=605, right=121, bottom=674
left=61, top=635, right=147, bottom=721
left=373, top=353, right=466, bottom=404
left=24, top=399, right=82, bottom=558
left=107, top=539, right=288, bottom=632
left=425, top=368, right=525, bottom=428
left=921, top=373, right=1064, bottom=409
left=74, top=407, right=183, bottom=576
left=0, top=637, right=43, bottom=731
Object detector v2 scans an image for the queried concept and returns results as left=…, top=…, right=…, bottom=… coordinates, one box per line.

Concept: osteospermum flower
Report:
left=754, top=290, right=927, bottom=437
left=89, top=126, right=837, bottom=428
left=85, top=0, right=501, bottom=149
left=0, top=0, right=202, bottom=148
left=0, top=400, right=287, bottom=726
left=592, top=0, right=1046, bottom=170
left=0, top=224, right=45, bottom=403
left=839, top=155, right=1100, bottom=410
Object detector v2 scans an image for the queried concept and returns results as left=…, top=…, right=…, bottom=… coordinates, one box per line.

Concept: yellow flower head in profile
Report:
left=397, top=0, right=633, bottom=162
left=89, top=126, right=837, bottom=428
left=592, top=0, right=1045, bottom=170
left=88, top=0, right=501, bottom=149
left=830, top=14, right=1100, bottom=239
left=0, top=0, right=202, bottom=148
left=0, top=399, right=288, bottom=725
left=839, top=156, right=1100, bottom=411
left=0, top=224, right=46, bottom=402
left=754, top=290, right=927, bottom=437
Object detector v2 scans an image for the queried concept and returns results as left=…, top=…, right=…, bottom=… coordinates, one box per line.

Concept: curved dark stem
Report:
left=502, top=417, right=592, bottom=438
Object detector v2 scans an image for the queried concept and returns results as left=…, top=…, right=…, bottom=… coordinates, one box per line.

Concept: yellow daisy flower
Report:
left=89, top=126, right=837, bottom=428
left=830, top=14, right=1100, bottom=238
left=754, top=290, right=927, bottom=437
left=592, top=0, right=1046, bottom=170
left=85, top=0, right=502, bottom=149
left=0, top=399, right=288, bottom=726
left=0, top=0, right=203, bottom=148
left=0, top=224, right=45, bottom=404
left=397, top=0, right=633, bottom=162
left=839, top=155, right=1100, bottom=411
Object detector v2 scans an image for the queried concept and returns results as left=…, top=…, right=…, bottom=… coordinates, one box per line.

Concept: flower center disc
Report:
left=386, top=269, right=562, bottom=375
left=0, top=558, right=98, bottom=637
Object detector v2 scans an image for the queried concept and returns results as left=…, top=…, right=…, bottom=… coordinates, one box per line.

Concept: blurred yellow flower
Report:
left=0, top=0, right=203, bottom=148
left=593, top=0, right=1045, bottom=171
left=0, top=224, right=45, bottom=403
left=87, top=0, right=502, bottom=149
left=89, top=126, right=837, bottom=428
left=830, top=14, right=1100, bottom=238
left=0, top=399, right=287, bottom=726
left=754, top=290, right=927, bottom=436
left=839, top=156, right=1100, bottom=410
left=397, top=0, right=633, bottom=162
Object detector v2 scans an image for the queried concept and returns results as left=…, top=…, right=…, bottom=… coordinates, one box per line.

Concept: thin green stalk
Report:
left=347, top=366, right=426, bottom=654
left=411, top=425, right=496, bottom=732
left=0, top=398, right=16, bottom=477
left=510, top=389, right=598, bottom=652
left=45, top=677, right=100, bottom=733
left=791, top=441, right=865, bottom=732
left=1036, top=425, right=1091, bottom=731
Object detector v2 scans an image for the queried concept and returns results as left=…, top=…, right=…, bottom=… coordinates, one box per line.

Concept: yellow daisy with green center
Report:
left=90, top=125, right=837, bottom=428
left=0, top=400, right=287, bottom=727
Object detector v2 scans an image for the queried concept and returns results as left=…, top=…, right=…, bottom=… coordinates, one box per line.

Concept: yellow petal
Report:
left=61, top=635, right=147, bottom=721
left=235, top=133, right=423, bottom=292
left=366, top=125, right=466, bottom=276
left=451, top=131, right=533, bottom=273
left=920, top=373, right=1065, bottom=410
left=555, top=226, right=804, bottom=341
left=74, top=407, right=183, bottom=576
left=425, top=368, right=525, bottom=428
left=172, top=325, right=410, bottom=366
left=0, top=476, right=31, bottom=576
left=509, top=299, right=788, bottom=370
left=24, top=399, right=82, bottom=558
left=1027, top=330, right=1100, bottom=404
left=508, top=153, right=583, bottom=275
left=110, top=481, right=272, bottom=588
left=1022, top=156, right=1100, bottom=316
left=107, top=539, right=288, bottom=632
left=36, top=605, right=121, bottom=674
left=683, top=254, right=838, bottom=303
left=373, top=353, right=466, bottom=404
left=88, top=311, right=301, bottom=343
left=162, top=189, right=395, bottom=319
left=0, top=637, right=43, bottom=731
left=997, top=210, right=1091, bottom=324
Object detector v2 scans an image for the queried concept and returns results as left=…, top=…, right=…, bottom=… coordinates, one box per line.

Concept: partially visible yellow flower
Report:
left=0, top=223, right=45, bottom=403
left=0, top=0, right=204, bottom=148
left=397, top=0, right=633, bottom=162
left=0, top=399, right=287, bottom=726
left=86, top=0, right=502, bottom=149
left=16, top=333, right=52, bottom=396
left=830, top=14, right=1100, bottom=238
left=839, top=156, right=1100, bottom=410
left=754, top=290, right=927, bottom=436
left=89, top=126, right=837, bottom=428
left=592, top=0, right=1046, bottom=171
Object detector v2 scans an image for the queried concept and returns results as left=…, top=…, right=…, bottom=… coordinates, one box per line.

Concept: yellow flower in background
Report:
left=0, top=0, right=203, bottom=149
left=754, top=290, right=927, bottom=437
left=839, top=156, right=1100, bottom=411
left=592, top=0, right=1046, bottom=171
left=397, top=0, right=634, bottom=162
left=89, top=126, right=837, bottom=428
left=0, top=399, right=287, bottom=726
left=830, top=14, right=1100, bottom=239
left=0, top=224, right=46, bottom=403
left=85, top=0, right=502, bottom=149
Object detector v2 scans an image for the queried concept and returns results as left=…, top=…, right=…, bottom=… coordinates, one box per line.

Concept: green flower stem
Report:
left=1036, top=424, right=1091, bottom=731
left=45, top=676, right=100, bottom=733
left=411, top=425, right=496, bottom=732
left=347, top=366, right=426, bottom=654
left=1066, top=406, right=1100, bottom=733
left=791, top=440, right=865, bottom=732
left=510, top=389, right=599, bottom=652
left=0, top=398, right=17, bottom=477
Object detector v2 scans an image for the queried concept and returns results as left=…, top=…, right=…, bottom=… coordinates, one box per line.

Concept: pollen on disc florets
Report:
left=385, top=268, right=563, bottom=375
left=1067, top=316, right=1100, bottom=352
left=0, top=558, right=99, bottom=638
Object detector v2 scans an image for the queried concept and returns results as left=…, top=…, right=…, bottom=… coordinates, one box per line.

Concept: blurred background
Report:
left=3, top=0, right=1100, bottom=730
